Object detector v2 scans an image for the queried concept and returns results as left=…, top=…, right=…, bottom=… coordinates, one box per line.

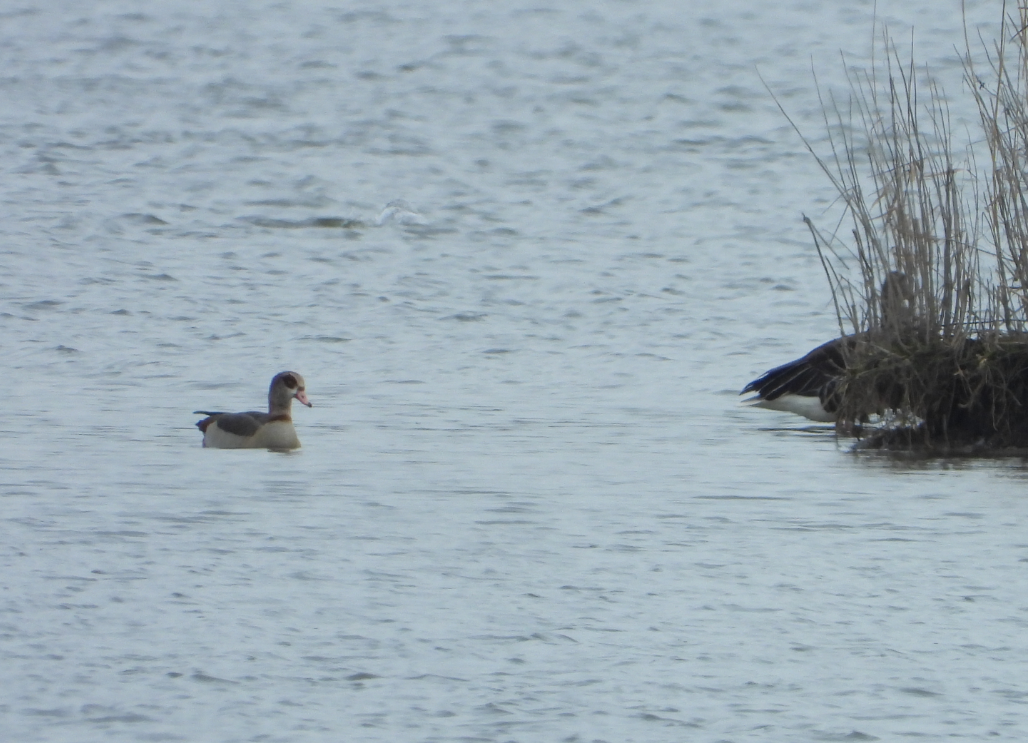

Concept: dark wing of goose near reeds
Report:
left=740, top=272, right=914, bottom=423
left=740, top=337, right=850, bottom=422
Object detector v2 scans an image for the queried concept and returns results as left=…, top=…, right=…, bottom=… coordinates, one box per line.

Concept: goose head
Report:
left=269, top=371, right=312, bottom=413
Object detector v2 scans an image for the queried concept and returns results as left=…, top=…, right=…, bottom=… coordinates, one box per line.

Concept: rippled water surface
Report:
left=4, top=1, right=1028, bottom=741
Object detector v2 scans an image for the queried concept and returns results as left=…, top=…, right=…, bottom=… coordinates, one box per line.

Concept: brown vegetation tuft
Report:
left=783, top=3, right=1028, bottom=450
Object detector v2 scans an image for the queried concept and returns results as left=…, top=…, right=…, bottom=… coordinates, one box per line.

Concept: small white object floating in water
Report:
left=376, top=199, right=428, bottom=226
left=194, top=371, right=313, bottom=450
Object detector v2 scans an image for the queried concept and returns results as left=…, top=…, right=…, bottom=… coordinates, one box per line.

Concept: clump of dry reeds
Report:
left=788, top=3, right=1028, bottom=450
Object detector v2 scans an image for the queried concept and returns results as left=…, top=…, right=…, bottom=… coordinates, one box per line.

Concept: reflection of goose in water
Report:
left=741, top=272, right=915, bottom=422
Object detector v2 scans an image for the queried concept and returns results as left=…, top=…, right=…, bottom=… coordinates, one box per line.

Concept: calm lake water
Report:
left=3, top=1, right=1027, bottom=741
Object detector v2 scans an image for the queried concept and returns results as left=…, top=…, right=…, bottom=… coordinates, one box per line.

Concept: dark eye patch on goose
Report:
left=281, top=373, right=297, bottom=388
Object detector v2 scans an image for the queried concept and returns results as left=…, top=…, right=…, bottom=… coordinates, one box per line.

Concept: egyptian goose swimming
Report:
left=195, top=371, right=313, bottom=450
left=741, top=272, right=915, bottom=422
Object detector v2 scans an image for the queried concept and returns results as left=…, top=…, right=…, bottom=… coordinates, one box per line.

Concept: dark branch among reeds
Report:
left=790, top=4, right=1028, bottom=450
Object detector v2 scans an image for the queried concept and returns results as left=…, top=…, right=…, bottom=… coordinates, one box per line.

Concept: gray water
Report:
left=3, top=1, right=1028, bottom=741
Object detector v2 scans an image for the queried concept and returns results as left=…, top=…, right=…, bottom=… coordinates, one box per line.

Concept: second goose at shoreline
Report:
left=740, top=272, right=916, bottom=422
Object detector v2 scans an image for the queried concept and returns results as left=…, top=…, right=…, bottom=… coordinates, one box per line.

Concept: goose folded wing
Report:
left=742, top=337, right=849, bottom=400
left=198, top=411, right=269, bottom=436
